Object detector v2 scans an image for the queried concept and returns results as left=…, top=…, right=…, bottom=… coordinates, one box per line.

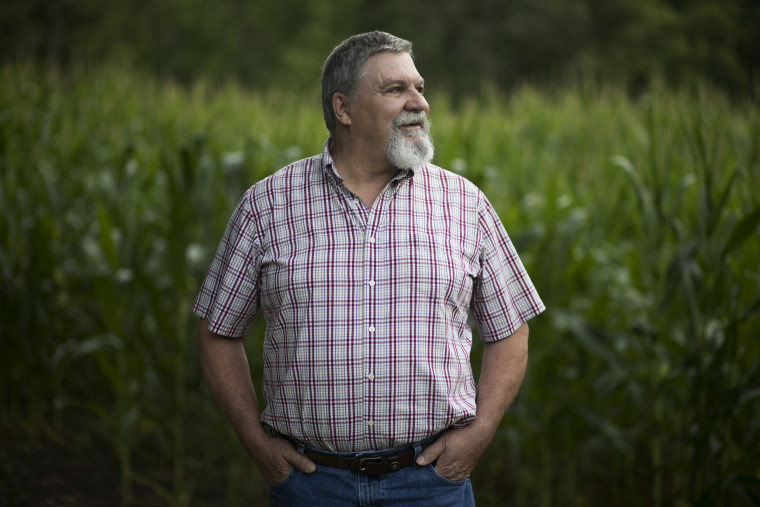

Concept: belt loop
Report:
left=413, top=442, right=423, bottom=468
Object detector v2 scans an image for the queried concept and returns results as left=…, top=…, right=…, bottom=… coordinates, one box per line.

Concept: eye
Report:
left=416, top=86, right=425, bottom=95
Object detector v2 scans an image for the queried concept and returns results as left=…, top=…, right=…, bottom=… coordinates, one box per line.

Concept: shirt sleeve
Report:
left=192, top=189, right=263, bottom=338
left=470, top=193, right=545, bottom=342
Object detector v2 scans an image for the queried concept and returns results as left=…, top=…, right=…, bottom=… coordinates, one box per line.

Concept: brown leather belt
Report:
left=302, top=443, right=432, bottom=477
left=265, top=424, right=434, bottom=477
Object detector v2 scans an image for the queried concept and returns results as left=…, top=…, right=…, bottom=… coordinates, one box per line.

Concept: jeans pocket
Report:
left=426, top=464, right=468, bottom=486
left=269, top=467, right=296, bottom=488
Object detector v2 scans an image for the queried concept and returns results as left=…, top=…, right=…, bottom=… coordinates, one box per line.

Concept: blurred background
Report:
left=1, top=0, right=759, bottom=96
left=1, top=0, right=759, bottom=505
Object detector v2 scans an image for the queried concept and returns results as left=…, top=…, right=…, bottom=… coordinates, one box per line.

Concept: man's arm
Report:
left=196, top=318, right=315, bottom=484
left=416, top=322, right=529, bottom=480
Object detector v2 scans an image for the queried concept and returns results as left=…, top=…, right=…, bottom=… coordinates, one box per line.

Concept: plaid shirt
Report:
left=194, top=139, right=545, bottom=452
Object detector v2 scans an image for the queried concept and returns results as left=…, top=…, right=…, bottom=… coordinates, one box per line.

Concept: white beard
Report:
left=385, top=111, right=434, bottom=170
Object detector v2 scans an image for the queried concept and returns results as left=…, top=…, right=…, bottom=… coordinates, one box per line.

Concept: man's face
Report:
left=349, top=51, right=433, bottom=169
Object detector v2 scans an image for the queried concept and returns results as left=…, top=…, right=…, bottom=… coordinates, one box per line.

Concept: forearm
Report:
left=416, top=322, right=530, bottom=478
left=197, top=318, right=316, bottom=483
left=472, top=322, right=529, bottom=439
left=196, top=318, right=268, bottom=458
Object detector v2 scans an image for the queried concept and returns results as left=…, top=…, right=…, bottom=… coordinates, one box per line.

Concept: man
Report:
left=194, top=31, right=544, bottom=506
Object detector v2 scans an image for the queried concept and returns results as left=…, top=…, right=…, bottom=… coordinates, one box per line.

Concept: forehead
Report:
left=361, top=51, right=422, bottom=86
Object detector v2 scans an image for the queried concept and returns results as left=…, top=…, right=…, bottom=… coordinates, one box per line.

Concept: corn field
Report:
left=1, top=63, right=759, bottom=506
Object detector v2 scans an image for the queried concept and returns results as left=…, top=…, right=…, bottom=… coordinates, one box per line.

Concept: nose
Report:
left=406, top=89, right=429, bottom=114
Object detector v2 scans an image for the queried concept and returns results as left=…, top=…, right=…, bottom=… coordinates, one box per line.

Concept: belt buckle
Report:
left=358, top=456, right=385, bottom=476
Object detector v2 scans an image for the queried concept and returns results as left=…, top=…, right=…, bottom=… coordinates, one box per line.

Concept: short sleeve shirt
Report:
left=194, top=139, right=545, bottom=452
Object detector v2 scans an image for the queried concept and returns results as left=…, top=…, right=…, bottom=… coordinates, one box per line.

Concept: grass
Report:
left=1, top=62, right=759, bottom=506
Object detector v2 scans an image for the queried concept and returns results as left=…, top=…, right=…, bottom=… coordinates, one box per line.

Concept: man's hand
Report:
left=415, top=424, right=492, bottom=481
left=251, top=435, right=316, bottom=486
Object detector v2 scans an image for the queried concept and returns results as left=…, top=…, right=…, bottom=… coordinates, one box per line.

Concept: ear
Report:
left=332, top=92, right=352, bottom=127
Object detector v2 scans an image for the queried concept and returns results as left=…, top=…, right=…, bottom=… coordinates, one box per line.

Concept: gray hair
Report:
left=321, top=31, right=413, bottom=134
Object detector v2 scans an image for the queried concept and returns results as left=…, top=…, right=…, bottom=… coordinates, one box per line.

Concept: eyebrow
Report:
left=380, top=78, right=425, bottom=89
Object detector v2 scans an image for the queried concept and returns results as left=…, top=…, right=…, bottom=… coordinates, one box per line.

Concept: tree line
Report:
left=2, top=0, right=758, bottom=97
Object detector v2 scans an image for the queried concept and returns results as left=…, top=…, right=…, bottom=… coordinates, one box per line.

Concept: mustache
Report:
left=392, top=111, right=430, bottom=131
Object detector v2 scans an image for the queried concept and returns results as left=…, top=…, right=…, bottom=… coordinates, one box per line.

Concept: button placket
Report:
left=366, top=231, right=377, bottom=338
left=362, top=190, right=394, bottom=444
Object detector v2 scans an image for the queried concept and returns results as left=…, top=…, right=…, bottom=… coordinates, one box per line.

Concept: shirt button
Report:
left=368, top=236, right=376, bottom=244
left=368, top=280, right=375, bottom=287
left=368, top=373, right=375, bottom=380
left=368, top=325, right=375, bottom=333
left=367, top=420, right=374, bottom=427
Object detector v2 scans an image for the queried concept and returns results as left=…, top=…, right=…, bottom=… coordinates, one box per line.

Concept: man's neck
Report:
left=330, top=139, right=397, bottom=209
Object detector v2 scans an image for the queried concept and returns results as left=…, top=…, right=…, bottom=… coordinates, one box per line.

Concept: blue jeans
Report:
left=269, top=439, right=476, bottom=506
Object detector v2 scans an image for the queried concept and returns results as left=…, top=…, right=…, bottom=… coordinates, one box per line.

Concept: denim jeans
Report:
left=269, top=439, right=476, bottom=507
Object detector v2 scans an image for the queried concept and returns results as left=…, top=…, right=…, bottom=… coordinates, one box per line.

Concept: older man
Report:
left=194, top=31, right=544, bottom=506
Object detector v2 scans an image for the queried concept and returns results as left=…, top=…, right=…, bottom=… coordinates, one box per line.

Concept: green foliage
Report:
left=1, top=64, right=759, bottom=506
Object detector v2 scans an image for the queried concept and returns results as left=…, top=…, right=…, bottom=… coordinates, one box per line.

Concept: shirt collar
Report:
left=321, top=137, right=416, bottom=185
left=321, top=138, right=342, bottom=183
